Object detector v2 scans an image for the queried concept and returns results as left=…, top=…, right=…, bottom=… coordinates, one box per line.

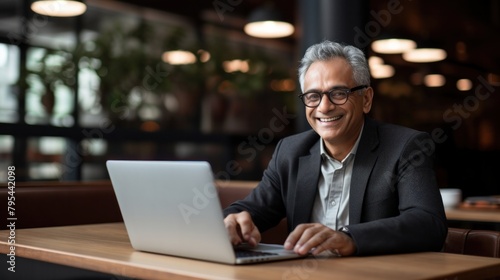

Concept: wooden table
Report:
left=1, top=223, right=500, bottom=280
left=446, top=208, right=500, bottom=223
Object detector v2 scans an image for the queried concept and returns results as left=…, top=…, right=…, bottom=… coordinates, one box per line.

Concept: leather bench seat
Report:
left=442, top=227, right=500, bottom=258
left=3, top=181, right=123, bottom=229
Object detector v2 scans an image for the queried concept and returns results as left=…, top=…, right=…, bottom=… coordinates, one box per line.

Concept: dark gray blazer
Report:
left=224, top=117, right=448, bottom=255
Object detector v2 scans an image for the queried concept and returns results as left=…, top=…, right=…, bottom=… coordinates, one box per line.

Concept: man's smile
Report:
left=318, top=115, right=343, bottom=122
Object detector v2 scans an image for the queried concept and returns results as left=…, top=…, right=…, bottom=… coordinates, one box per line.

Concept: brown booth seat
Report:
left=2, top=180, right=499, bottom=257
left=442, top=227, right=500, bottom=258
left=3, top=181, right=123, bottom=229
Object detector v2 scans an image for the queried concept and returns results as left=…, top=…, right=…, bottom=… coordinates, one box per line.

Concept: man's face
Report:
left=303, top=58, right=373, bottom=147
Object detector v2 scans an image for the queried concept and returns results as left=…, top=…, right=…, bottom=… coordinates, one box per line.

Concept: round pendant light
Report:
left=244, top=3, right=294, bottom=38
left=31, top=0, right=87, bottom=17
left=371, top=38, right=417, bottom=54
left=424, top=74, right=446, bottom=87
left=162, top=50, right=196, bottom=65
left=403, top=48, right=447, bottom=63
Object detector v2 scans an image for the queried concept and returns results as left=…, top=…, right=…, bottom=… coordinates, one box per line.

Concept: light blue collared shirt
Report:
left=310, top=126, right=363, bottom=230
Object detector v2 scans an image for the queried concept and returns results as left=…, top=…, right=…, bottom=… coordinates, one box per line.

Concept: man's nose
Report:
left=317, top=93, right=335, bottom=112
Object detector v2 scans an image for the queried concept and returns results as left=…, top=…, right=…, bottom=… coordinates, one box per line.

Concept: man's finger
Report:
left=235, top=212, right=260, bottom=246
left=224, top=215, right=242, bottom=245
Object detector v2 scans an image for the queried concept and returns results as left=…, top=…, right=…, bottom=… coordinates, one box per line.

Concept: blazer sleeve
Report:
left=348, top=131, right=448, bottom=255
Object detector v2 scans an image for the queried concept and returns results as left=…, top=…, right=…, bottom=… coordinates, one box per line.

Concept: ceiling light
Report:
left=244, top=3, right=294, bottom=38
left=223, top=59, right=249, bottom=73
left=31, top=0, right=87, bottom=17
left=162, top=50, right=196, bottom=65
left=197, top=49, right=211, bottom=63
left=456, top=79, right=473, bottom=91
left=424, top=74, right=446, bottom=87
left=403, top=48, right=447, bottom=63
left=368, top=56, right=384, bottom=67
left=244, top=21, right=294, bottom=38
left=271, top=79, right=296, bottom=92
left=371, top=38, right=417, bottom=54
left=370, top=64, right=395, bottom=79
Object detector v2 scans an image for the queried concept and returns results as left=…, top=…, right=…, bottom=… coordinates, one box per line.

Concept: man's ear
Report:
left=363, top=87, right=374, bottom=114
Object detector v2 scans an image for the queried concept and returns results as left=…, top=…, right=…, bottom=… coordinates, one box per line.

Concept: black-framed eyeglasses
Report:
left=298, top=85, right=368, bottom=108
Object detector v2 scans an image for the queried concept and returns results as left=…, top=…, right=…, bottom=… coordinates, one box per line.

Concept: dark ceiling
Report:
left=117, top=0, right=296, bottom=24
left=117, top=0, right=500, bottom=90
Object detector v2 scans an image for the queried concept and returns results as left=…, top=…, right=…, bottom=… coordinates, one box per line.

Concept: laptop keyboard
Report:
left=235, top=249, right=279, bottom=258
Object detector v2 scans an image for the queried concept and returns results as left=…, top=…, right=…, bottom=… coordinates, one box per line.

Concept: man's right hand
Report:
left=224, top=211, right=261, bottom=247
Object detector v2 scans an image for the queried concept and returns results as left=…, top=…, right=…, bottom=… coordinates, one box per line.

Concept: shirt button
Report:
left=330, top=201, right=336, bottom=206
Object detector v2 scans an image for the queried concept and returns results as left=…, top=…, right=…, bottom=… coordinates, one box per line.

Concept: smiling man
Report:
left=223, top=40, right=447, bottom=257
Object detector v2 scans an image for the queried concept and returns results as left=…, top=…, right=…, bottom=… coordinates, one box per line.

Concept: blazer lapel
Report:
left=291, top=140, right=321, bottom=229
left=349, top=118, right=380, bottom=224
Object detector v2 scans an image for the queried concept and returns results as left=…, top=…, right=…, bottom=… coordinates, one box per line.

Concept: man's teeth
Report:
left=319, top=116, right=341, bottom=122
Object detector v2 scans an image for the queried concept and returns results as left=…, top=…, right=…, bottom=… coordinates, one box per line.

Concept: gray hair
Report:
left=298, top=40, right=371, bottom=92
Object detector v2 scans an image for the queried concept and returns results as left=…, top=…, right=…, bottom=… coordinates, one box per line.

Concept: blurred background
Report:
left=0, top=0, right=499, bottom=198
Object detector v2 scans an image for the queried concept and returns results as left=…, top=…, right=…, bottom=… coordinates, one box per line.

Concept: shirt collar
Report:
left=320, top=123, right=364, bottom=162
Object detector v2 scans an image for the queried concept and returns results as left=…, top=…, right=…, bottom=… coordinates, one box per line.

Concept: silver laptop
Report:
left=106, top=160, right=302, bottom=264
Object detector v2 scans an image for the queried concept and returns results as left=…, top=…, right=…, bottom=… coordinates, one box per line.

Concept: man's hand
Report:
left=224, top=211, right=261, bottom=247
left=284, top=223, right=356, bottom=256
